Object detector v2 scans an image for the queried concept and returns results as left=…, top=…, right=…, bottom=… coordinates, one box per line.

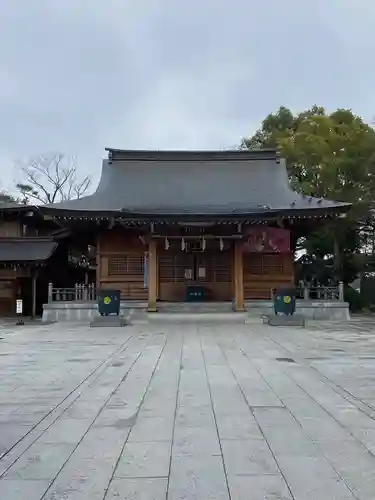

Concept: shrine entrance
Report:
left=157, top=245, right=233, bottom=302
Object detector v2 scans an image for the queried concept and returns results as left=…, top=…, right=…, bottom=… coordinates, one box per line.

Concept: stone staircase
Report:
left=140, top=302, right=250, bottom=324
left=157, top=302, right=234, bottom=313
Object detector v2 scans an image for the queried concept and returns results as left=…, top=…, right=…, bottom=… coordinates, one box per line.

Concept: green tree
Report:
left=0, top=191, right=17, bottom=204
left=241, top=106, right=375, bottom=282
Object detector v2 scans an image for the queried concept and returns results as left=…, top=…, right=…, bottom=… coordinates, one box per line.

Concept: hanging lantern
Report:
left=181, top=237, right=186, bottom=251
left=202, top=237, right=206, bottom=251
left=219, top=238, right=224, bottom=251
left=164, top=237, right=170, bottom=250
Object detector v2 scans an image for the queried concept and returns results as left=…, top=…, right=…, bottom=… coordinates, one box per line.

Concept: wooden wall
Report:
left=0, top=221, right=21, bottom=237
left=243, top=252, right=294, bottom=299
left=97, top=228, right=294, bottom=302
left=96, top=228, right=234, bottom=301
left=0, top=269, right=21, bottom=315
left=158, top=250, right=233, bottom=301
left=96, top=228, right=148, bottom=300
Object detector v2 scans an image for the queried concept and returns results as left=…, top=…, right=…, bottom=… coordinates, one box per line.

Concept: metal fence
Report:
left=271, top=282, right=344, bottom=301
left=48, top=283, right=96, bottom=303
left=48, top=281, right=345, bottom=303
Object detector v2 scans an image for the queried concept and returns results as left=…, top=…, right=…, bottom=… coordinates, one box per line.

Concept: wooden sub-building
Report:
left=41, top=148, right=351, bottom=310
left=0, top=204, right=62, bottom=316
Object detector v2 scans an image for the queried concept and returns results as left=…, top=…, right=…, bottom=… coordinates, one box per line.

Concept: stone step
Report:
left=156, top=302, right=235, bottom=314
left=263, top=314, right=306, bottom=327
left=90, top=315, right=129, bottom=328
left=147, top=312, right=247, bottom=324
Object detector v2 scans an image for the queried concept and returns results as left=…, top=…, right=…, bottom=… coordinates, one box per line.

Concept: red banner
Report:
left=243, top=227, right=290, bottom=253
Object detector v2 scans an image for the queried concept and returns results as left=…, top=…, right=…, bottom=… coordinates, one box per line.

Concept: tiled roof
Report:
left=42, top=149, right=351, bottom=216
left=0, top=238, right=57, bottom=262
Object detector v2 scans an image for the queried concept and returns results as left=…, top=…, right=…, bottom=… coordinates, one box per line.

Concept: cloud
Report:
left=1, top=0, right=375, bottom=192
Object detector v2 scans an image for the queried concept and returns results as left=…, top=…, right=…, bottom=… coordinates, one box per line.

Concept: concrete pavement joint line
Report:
left=2, top=324, right=375, bottom=498
left=307, top=355, right=375, bottom=416
left=274, top=383, right=363, bottom=500
left=86, top=336, right=134, bottom=389
left=165, top=331, right=184, bottom=500
left=231, top=331, right=285, bottom=409
left=232, top=332, right=360, bottom=500
left=0, top=393, right=82, bottom=476
left=281, top=362, right=375, bottom=461
left=265, top=330, right=375, bottom=396
left=103, top=333, right=169, bottom=500
left=199, top=326, right=233, bottom=500
left=2, top=335, right=133, bottom=420
left=29, top=337, right=153, bottom=500
left=266, top=337, right=375, bottom=427
left=215, top=331, right=296, bottom=500
left=325, top=383, right=375, bottom=421
left=0, top=334, right=133, bottom=464
left=113, top=474, right=170, bottom=479
left=39, top=339, right=148, bottom=500
left=261, top=329, right=375, bottom=417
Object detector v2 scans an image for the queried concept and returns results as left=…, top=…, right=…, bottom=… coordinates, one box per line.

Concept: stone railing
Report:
left=48, top=283, right=96, bottom=303
left=271, top=282, right=345, bottom=301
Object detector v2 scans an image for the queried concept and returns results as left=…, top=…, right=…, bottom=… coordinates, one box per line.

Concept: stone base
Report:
left=42, top=301, right=147, bottom=323
left=246, top=300, right=350, bottom=321
left=263, top=314, right=306, bottom=327
left=90, top=315, right=129, bottom=328
left=42, top=299, right=351, bottom=323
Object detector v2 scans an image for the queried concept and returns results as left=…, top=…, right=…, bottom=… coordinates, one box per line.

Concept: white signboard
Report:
left=198, top=267, right=206, bottom=279
left=184, top=268, right=193, bottom=280
left=16, top=299, right=23, bottom=315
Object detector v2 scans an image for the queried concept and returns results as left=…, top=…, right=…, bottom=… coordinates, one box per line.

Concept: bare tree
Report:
left=16, top=153, right=91, bottom=204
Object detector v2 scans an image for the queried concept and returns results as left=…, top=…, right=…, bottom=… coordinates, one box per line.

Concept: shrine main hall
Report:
left=40, top=148, right=350, bottom=315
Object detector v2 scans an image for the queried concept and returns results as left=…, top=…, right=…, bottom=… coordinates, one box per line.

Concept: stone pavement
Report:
left=0, top=320, right=375, bottom=499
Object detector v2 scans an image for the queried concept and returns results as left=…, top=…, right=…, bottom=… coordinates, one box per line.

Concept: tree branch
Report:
left=15, top=153, right=91, bottom=204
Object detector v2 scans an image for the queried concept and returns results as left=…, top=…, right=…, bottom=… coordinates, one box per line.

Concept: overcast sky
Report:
left=1, top=0, right=375, bottom=193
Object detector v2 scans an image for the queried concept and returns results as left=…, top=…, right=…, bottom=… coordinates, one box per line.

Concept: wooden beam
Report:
left=150, top=234, right=244, bottom=239
left=148, top=239, right=158, bottom=312
left=234, top=240, right=244, bottom=311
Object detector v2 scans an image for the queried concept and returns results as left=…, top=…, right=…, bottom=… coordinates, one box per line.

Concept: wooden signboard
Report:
left=243, top=228, right=290, bottom=253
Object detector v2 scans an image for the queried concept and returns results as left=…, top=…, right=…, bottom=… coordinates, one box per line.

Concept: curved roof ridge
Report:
left=105, top=148, right=281, bottom=163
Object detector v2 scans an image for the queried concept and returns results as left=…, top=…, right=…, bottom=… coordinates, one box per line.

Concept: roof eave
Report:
left=37, top=204, right=351, bottom=221
left=0, top=239, right=58, bottom=264
left=0, top=205, right=43, bottom=217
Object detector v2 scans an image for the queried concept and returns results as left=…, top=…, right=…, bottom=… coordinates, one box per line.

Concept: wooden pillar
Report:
left=234, top=240, right=244, bottom=311
left=31, top=270, right=37, bottom=318
left=96, top=234, right=101, bottom=292
left=148, top=239, right=158, bottom=312
left=333, top=235, right=341, bottom=281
